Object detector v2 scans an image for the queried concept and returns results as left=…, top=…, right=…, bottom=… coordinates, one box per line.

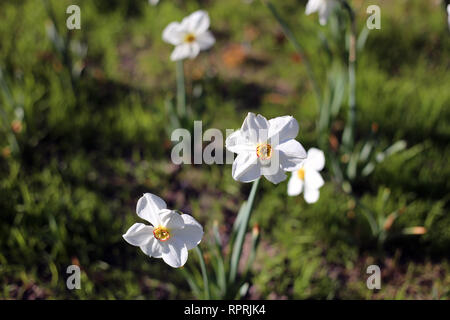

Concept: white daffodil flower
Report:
left=225, top=112, right=307, bottom=184
left=305, top=0, right=337, bottom=26
left=123, top=193, right=203, bottom=268
left=162, top=10, right=215, bottom=61
left=148, top=0, right=159, bottom=6
left=287, top=148, right=325, bottom=203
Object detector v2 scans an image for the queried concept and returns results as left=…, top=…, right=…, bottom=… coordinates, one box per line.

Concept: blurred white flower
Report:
left=226, top=112, right=307, bottom=184
left=148, top=0, right=159, bottom=6
left=447, top=4, right=450, bottom=31
left=123, top=193, right=203, bottom=268
left=162, top=10, right=215, bottom=61
left=287, top=148, right=325, bottom=203
left=305, top=0, right=337, bottom=26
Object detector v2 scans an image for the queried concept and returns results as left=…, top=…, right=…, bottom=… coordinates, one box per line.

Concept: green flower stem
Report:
left=229, top=178, right=261, bottom=285
left=179, top=266, right=201, bottom=298
left=176, top=60, right=186, bottom=118
left=0, top=66, right=19, bottom=153
left=342, top=1, right=357, bottom=150
left=262, top=1, right=322, bottom=108
left=340, top=184, right=378, bottom=237
left=195, top=246, right=210, bottom=299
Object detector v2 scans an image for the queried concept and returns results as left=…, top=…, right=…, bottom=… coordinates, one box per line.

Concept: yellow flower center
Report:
left=184, top=33, right=196, bottom=43
left=256, top=143, right=273, bottom=160
left=297, top=167, right=305, bottom=180
left=153, top=226, right=170, bottom=242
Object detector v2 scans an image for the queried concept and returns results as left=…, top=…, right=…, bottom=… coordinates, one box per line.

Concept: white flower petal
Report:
left=162, top=238, right=188, bottom=268
left=160, top=210, right=184, bottom=230
left=232, top=152, right=261, bottom=182
left=123, top=223, right=153, bottom=247
left=140, top=237, right=164, bottom=258
left=240, top=112, right=269, bottom=144
left=136, top=193, right=166, bottom=226
left=263, top=167, right=287, bottom=184
left=318, top=0, right=336, bottom=25
left=162, top=22, right=183, bottom=45
left=196, top=31, right=215, bottom=50
left=305, top=169, right=324, bottom=190
left=306, top=147, right=325, bottom=171
left=225, top=130, right=255, bottom=154
left=305, top=0, right=322, bottom=15
left=182, top=10, right=210, bottom=35
left=268, top=116, right=299, bottom=145
left=170, top=43, right=200, bottom=61
left=304, top=187, right=320, bottom=204
left=287, top=175, right=303, bottom=196
left=277, top=139, right=307, bottom=171
left=448, top=4, right=450, bottom=30
left=172, top=214, right=203, bottom=250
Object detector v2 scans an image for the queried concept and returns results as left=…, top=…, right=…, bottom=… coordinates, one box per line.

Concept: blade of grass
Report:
left=229, top=178, right=260, bottom=285
left=176, top=60, right=186, bottom=118
left=195, top=246, right=210, bottom=299
left=180, top=267, right=201, bottom=298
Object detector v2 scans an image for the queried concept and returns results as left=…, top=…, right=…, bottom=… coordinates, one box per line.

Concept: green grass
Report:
left=0, top=0, right=449, bottom=299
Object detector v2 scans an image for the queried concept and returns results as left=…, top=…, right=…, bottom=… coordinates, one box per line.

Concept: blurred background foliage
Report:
left=0, top=0, right=449, bottom=299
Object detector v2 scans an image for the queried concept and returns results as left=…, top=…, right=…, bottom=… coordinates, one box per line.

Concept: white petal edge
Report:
left=225, top=129, right=254, bottom=154
left=123, top=223, right=153, bottom=247
left=196, top=31, right=215, bottom=51
left=172, top=214, right=204, bottom=250
left=268, top=116, right=299, bottom=145
left=170, top=43, right=200, bottom=61
left=304, top=187, right=320, bottom=204
left=162, top=22, right=183, bottom=45
left=263, top=167, right=287, bottom=184
left=305, top=169, right=324, bottom=190
left=136, top=193, right=166, bottom=226
left=140, top=237, right=164, bottom=258
left=306, top=147, right=325, bottom=171
left=160, top=210, right=185, bottom=230
left=183, top=10, right=210, bottom=35
left=277, top=139, right=307, bottom=171
left=232, top=152, right=261, bottom=182
left=287, top=175, right=303, bottom=196
left=240, top=112, right=269, bottom=144
left=162, top=238, right=188, bottom=268
left=305, top=0, right=322, bottom=15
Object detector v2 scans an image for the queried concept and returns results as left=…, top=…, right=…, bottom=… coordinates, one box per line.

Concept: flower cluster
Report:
left=124, top=8, right=328, bottom=269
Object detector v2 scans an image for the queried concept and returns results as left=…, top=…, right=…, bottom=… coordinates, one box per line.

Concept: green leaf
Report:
left=229, top=178, right=260, bottom=285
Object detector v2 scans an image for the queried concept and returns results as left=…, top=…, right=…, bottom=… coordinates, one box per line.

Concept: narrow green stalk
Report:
left=356, top=197, right=378, bottom=237
left=176, top=60, right=186, bottom=117
left=212, top=222, right=227, bottom=297
left=342, top=1, right=357, bottom=150
left=179, top=267, right=201, bottom=298
left=262, top=1, right=321, bottom=108
left=195, top=246, right=210, bottom=299
left=0, top=67, right=19, bottom=153
left=229, top=178, right=261, bottom=284
left=349, top=190, right=378, bottom=237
